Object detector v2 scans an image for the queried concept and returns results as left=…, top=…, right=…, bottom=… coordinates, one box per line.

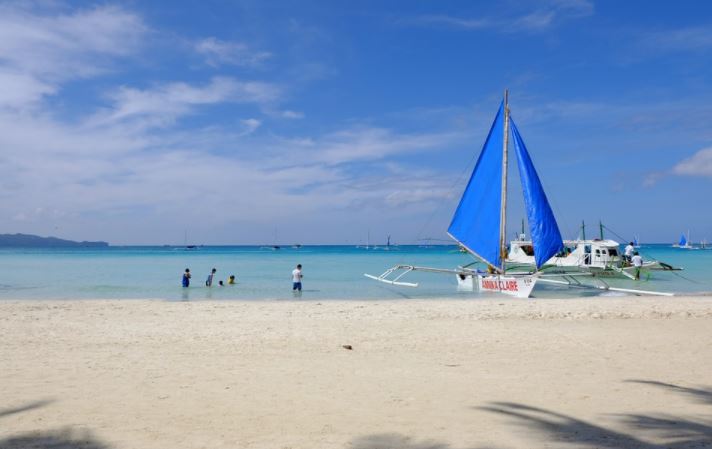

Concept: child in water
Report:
left=228, top=275, right=236, bottom=285
left=182, top=268, right=191, bottom=287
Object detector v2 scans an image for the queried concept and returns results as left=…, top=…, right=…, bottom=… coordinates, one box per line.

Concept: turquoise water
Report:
left=0, top=245, right=710, bottom=300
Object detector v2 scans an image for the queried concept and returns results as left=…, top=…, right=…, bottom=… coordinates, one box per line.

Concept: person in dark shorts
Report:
left=206, top=268, right=217, bottom=287
left=292, top=264, right=303, bottom=291
left=182, top=268, right=191, bottom=287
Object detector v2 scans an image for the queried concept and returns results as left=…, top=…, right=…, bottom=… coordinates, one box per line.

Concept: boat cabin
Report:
left=508, top=237, right=622, bottom=269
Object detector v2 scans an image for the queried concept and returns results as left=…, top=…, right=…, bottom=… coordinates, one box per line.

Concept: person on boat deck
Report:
left=631, top=251, right=643, bottom=280
left=624, top=242, right=635, bottom=263
left=228, top=275, right=236, bottom=285
left=182, top=268, right=191, bottom=287
left=292, top=264, right=303, bottom=291
left=206, top=268, right=217, bottom=287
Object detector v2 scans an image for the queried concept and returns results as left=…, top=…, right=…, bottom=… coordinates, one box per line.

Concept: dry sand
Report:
left=2, top=297, right=712, bottom=448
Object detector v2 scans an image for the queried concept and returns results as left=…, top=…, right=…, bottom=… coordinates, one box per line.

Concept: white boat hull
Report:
left=456, top=273, right=537, bottom=297
left=468, top=274, right=537, bottom=298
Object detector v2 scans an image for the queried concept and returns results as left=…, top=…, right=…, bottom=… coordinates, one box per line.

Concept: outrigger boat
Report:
left=507, top=221, right=680, bottom=280
left=365, top=91, right=672, bottom=297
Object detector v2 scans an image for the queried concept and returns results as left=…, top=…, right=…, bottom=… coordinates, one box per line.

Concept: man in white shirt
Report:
left=631, top=252, right=643, bottom=280
left=624, top=242, right=635, bottom=263
left=292, top=264, right=303, bottom=292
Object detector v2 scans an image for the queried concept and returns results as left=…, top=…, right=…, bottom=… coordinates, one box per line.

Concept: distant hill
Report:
left=0, top=233, right=109, bottom=248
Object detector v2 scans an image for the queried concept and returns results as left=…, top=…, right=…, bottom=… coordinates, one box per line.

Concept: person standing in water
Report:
left=182, top=268, right=191, bottom=287
left=206, top=268, right=217, bottom=287
left=631, top=251, right=643, bottom=280
left=292, top=264, right=303, bottom=292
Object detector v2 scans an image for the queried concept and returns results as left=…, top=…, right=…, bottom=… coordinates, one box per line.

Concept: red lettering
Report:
left=481, top=279, right=519, bottom=292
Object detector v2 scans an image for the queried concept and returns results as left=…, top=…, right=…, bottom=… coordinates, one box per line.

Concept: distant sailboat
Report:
left=356, top=230, right=371, bottom=249
left=673, top=231, right=694, bottom=249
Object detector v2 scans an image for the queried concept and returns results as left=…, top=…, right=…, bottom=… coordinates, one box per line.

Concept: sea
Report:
left=0, top=245, right=710, bottom=301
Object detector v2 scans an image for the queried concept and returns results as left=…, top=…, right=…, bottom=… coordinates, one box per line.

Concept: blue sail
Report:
left=447, top=102, right=504, bottom=268
left=510, top=118, right=564, bottom=269
left=679, top=234, right=687, bottom=246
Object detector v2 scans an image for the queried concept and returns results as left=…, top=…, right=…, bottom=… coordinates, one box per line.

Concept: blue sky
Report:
left=1, top=0, right=711, bottom=245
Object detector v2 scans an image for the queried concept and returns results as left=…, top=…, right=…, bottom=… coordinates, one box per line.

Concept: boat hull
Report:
left=456, top=274, right=536, bottom=297
left=476, top=274, right=536, bottom=298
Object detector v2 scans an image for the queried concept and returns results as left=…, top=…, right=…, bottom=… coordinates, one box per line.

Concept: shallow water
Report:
left=0, top=244, right=709, bottom=300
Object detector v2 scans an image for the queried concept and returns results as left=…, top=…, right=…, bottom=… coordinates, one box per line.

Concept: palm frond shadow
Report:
left=0, top=399, right=54, bottom=419
left=349, top=433, right=496, bottom=449
left=0, top=428, right=109, bottom=449
left=479, top=380, right=712, bottom=449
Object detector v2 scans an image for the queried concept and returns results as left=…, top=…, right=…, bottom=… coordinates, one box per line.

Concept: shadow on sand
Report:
left=0, top=400, right=54, bottom=419
left=349, top=433, right=469, bottom=449
left=0, top=400, right=109, bottom=449
left=350, top=381, right=711, bottom=449
left=0, top=429, right=109, bottom=449
left=478, top=380, right=712, bottom=449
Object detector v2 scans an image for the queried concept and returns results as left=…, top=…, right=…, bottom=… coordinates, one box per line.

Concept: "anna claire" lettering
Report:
left=480, top=279, right=519, bottom=292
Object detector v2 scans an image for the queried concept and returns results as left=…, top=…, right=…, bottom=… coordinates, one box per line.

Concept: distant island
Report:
left=0, top=233, right=109, bottom=248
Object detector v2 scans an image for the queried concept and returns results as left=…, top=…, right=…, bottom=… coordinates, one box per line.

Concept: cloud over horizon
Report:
left=0, top=1, right=710, bottom=244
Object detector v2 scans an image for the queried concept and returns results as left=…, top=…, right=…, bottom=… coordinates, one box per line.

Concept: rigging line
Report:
left=413, top=144, right=482, bottom=244
left=601, top=224, right=632, bottom=242
left=670, top=270, right=703, bottom=285
left=601, top=224, right=660, bottom=261
left=602, top=224, right=698, bottom=285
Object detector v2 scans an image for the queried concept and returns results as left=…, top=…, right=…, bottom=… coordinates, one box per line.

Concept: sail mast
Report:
left=498, top=89, right=510, bottom=273
left=581, top=220, right=586, bottom=241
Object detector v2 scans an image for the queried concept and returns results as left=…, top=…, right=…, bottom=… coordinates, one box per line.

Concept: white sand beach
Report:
left=2, top=297, right=712, bottom=448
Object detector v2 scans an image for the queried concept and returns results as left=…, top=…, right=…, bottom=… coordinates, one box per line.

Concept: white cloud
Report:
left=404, top=15, right=491, bottom=30
left=0, top=102, right=462, bottom=243
left=402, top=0, right=593, bottom=32
left=281, top=110, right=305, bottom=119
left=642, top=147, right=712, bottom=187
left=0, top=4, right=465, bottom=244
left=301, top=127, right=465, bottom=166
left=0, top=3, right=146, bottom=110
left=195, top=37, right=271, bottom=67
left=90, top=77, right=281, bottom=127
left=672, top=147, right=712, bottom=177
left=240, top=118, right=261, bottom=135
left=643, top=26, right=712, bottom=53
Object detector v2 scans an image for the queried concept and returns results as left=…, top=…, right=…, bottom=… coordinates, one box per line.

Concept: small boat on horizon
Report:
left=672, top=231, right=696, bottom=249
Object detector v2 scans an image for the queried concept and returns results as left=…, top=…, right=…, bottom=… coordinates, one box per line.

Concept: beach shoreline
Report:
left=2, top=297, right=712, bottom=448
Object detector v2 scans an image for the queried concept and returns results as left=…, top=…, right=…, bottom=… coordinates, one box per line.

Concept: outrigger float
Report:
left=365, top=91, right=673, bottom=298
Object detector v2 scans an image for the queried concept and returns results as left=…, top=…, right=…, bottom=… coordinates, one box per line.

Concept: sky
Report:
left=1, top=0, right=712, bottom=245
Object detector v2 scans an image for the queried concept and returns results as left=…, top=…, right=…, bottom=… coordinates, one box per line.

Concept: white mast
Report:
left=498, top=89, right=510, bottom=273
